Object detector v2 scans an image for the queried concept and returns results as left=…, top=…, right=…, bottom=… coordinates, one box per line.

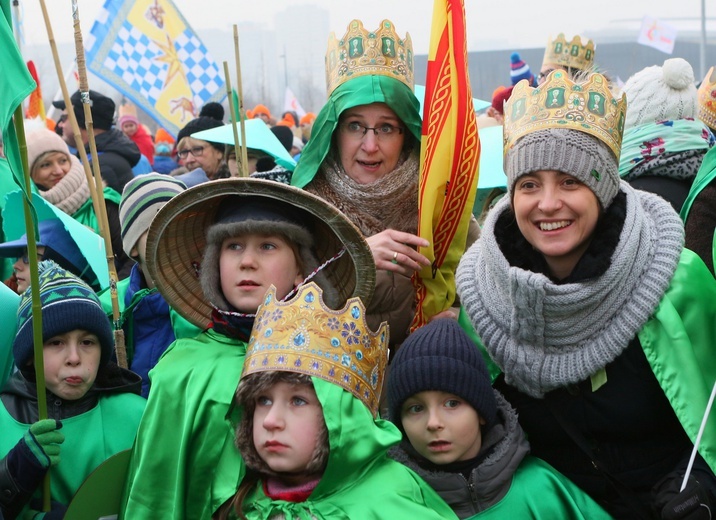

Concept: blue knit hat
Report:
left=387, top=319, right=497, bottom=429
left=510, top=52, right=534, bottom=86
left=13, top=261, right=113, bottom=369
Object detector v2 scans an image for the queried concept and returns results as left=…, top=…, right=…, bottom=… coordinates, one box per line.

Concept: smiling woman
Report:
left=456, top=70, right=716, bottom=518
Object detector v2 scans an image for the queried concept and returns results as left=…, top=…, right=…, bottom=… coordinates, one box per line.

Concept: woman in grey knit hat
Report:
left=455, top=70, right=716, bottom=519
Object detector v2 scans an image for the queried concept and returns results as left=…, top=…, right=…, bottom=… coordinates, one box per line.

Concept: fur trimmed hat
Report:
left=622, top=58, right=698, bottom=129
left=13, top=261, right=113, bottom=369
left=119, top=173, right=187, bottom=257
left=505, top=127, right=620, bottom=209
left=387, top=319, right=497, bottom=429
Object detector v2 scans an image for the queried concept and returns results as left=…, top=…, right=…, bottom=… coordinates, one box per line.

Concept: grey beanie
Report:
left=387, top=319, right=497, bottom=429
left=505, top=127, right=620, bottom=209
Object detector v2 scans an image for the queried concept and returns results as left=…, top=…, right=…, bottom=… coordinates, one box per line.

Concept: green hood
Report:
left=291, top=76, right=422, bottom=189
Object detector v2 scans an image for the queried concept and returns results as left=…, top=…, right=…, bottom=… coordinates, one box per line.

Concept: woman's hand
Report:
left=366, top=229, right=431, bottom=276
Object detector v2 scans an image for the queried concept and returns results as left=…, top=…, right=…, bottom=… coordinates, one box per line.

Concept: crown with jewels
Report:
left=543, top=33, right=595, bottom=72
left=243, top=282, right=389, bottom=417
left=698, top=66, right=716, bottom=131
left=503, top=70, right=626, bottom=161
left=325, top=19, right=414, bottom=96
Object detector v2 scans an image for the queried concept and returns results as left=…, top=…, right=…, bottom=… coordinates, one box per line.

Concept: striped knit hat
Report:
left=510, top=52, right=534, bottom=86
left=13, top=261, right=113, bottom=369
left=119, top=173, right=187, bottom=257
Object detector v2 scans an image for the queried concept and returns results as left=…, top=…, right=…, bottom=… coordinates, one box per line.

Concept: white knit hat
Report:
left=26, top=128, right=71, bottom=174
left=622, top=58, right=697, bottom=129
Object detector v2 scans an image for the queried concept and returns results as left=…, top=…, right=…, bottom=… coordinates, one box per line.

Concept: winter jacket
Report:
left=153, top=156, right=178, bottom=175
left=121, top=329, right=248, bottom=520
left=235, top=377, right=457, bottom=520
left=128, top=125, right=154, bottom=166
left=0, top=363, right=145, bottom=518
left=81, top=129, right=140, bottom=193
left=97, top=264, right=202, bottom=397
left=390, top=392, right=611, bottom=519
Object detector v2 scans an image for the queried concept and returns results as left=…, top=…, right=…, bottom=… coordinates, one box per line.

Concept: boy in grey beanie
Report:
left=386, top=318, right=611, bottom=519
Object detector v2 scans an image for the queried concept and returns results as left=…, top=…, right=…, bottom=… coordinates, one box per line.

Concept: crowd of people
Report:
left=0, top=18, right=715, bottom=520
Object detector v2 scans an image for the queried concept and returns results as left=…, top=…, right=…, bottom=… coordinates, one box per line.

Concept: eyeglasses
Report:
left=339, top=121, right=404, bottom=140
left=177, top=145, right=206, bottom=159
left=537, top=69, right=556, bottom=82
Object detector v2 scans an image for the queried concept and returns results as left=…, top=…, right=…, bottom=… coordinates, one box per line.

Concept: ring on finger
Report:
left=391, top=251, right=399, bottom=264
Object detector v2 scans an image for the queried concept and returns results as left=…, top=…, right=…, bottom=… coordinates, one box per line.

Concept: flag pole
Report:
left=70, top=0, right=127, bottom=369
left=223, top=61, right=243, bottom=178
left=13, top=102, right=52, bottom=513
left=681, top=379, right=716, bottom=491
left=234, top=24, right=249, bottom=178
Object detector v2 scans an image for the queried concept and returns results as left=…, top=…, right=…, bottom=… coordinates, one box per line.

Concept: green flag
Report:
left=0, top=0, right=36, bottom=192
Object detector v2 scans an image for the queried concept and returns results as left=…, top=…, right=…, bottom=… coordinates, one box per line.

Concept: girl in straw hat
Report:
left=121, top=177, right=376, bottom=519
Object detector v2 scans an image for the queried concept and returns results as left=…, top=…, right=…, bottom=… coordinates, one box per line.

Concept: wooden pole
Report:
left=70, top=0, right=127, bottom=368
left=234, top=25, right=249, bottom=178
left=223, top=61, right=243, bottom=178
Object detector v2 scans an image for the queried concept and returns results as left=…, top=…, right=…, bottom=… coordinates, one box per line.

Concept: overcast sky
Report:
left=16, top=0, right=713, bottom=54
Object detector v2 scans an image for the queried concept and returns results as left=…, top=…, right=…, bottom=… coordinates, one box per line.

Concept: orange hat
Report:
left=155, top=128, right=175, bottom=144
left=300, top=112, right=316, bottom=126
left=276, top=115, right=294, bottom=127
left=252, top=104, right=271, bottom=117
left=246, top=109, right=254, bottom=119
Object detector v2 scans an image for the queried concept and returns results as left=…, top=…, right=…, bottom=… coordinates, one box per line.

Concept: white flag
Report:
left=283, top=87, right=307, bottom=118
left=637, top=16, right=677, bottom=55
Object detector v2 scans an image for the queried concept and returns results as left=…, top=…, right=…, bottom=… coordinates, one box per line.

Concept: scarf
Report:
left=210, top=309, right=254, bottom=342
left=618, top=118, right=714, bottom=180
left=306, top=150, right=419, bottom=237
left=455, top=182, right=684, bottom=398
left=38, top=154, right=91, bottom=215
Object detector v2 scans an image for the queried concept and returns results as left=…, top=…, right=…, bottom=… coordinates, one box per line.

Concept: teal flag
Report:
left=0, top=0, right=36, bottom=192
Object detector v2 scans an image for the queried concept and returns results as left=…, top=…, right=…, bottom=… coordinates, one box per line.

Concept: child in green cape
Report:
left=217, top=282, right=457, bottom=520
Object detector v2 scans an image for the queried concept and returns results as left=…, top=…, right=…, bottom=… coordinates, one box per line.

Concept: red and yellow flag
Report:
left=25, top=60, right=47, bottom=122
left=411, top=0, right=480, bottom=329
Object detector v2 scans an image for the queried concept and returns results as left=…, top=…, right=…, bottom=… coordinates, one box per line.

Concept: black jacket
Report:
left=82, top=129, right=140, bottom=193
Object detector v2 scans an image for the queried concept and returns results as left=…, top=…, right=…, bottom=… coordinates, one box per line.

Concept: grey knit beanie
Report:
left=387, top=319, right=497, bottom=429
left=119, top=173, right=187, bottom=257
left=622, top=58, right=697, bottom=129
left=505, top=127, right=620, bottom=209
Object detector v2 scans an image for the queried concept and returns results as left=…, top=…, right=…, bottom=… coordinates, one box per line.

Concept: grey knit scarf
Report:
left=456, top=181, right=684, bottom=398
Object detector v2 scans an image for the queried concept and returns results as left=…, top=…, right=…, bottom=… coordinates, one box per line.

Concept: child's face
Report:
left=401, top=390, right=485, bottom=465
left=219, top=233, right=303, bottom=313
left=43, top=329, right=101, bottom=401
left=253, top=381, right=325, bottom=485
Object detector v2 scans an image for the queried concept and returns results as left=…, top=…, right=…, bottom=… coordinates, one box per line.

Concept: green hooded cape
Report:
left=290, top=76, right=422, bottom=189
left=238, top=377, right=457, bottom=519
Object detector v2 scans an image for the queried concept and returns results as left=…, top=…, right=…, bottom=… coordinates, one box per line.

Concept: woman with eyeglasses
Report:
left=174, top=115, right=231, bottom=184
left=291, top=19, right=479, bottom=352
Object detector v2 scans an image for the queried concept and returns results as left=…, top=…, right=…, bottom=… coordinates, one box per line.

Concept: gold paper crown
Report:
left=503, top=70, right=627, bottom=161
left=543, top=33, right=595, bottom=72
left=698, top=67, right=716, bottom=131
left=244, top=282, right=389, bottom=417
left=325, top=19, right=414, bottom=96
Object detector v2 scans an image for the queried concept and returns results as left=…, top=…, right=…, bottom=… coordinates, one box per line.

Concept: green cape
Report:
left=239, top=377, right=457, bottom=519
left=291, top=76, right=422, bottom=189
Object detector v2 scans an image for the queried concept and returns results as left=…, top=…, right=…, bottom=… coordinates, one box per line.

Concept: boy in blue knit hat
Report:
left=387, top=318, right=611, bottom=519
left=0, top=261, right=145, bottom=519
left=510, top=52, right=537, bottom=87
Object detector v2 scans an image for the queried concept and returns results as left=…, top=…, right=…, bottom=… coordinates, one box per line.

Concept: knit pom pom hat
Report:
left=622, top=58, right=697, bottom=129
left=119, top=173, right=187, bottom=257
left=505, top=127, right=620, bottom=209
left=155, top=128, right=175, bottom=144
left=176, top=116, right=225, bottom=153
left=13, top=260, right=113, bottom=369
left=510, top=52, right=534, bottom=86
left=387, top=319, right=497, bottom=430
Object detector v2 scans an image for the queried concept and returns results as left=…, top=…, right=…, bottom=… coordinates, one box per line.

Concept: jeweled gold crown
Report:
left=244, top=282, right=389, bottom=417
left=503, top=70, right=626, bottom=161
left=325, top=19, right=414, bottom=96
left=543, top=33, right=595, bottom=72
left=698, top=67, right=716, bottom=131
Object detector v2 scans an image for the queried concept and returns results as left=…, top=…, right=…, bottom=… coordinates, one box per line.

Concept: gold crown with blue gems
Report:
left=325, top=19, right=414, bottom=96
left=243, top=282, right=389, bottom=417
left=504, top=69, right=627, bottom=161
left=543, top=33, right=595, bottom=71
